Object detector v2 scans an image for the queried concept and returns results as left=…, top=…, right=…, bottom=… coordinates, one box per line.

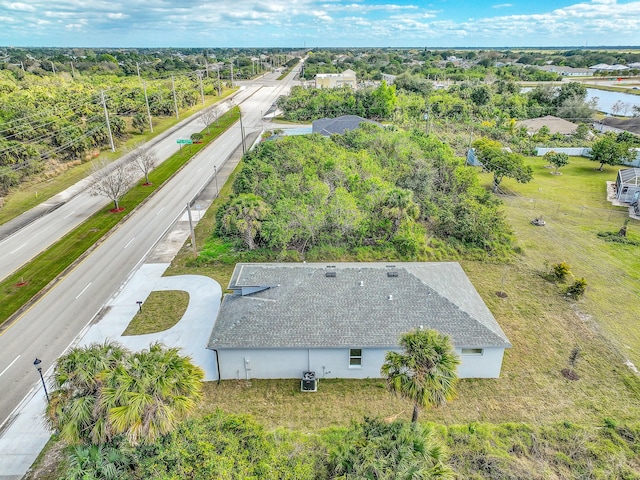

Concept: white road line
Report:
left=75, top=282, right=92, bottom=299
left=155, top=207, right=165, bottom=216
left=0, top=355, right=20, bottom=378
left=123, top=237, right=135, bottom=249
left=10, top=242, right=28, bottom=254
left=180, top=184, right=186, bottom=191
left=63, top=210, right=76, bottom=219
left=197, top=168, right=202, bottom=173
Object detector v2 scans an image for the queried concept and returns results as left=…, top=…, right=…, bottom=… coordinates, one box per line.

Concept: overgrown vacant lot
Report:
left=167, top=147, right=640, bottom=429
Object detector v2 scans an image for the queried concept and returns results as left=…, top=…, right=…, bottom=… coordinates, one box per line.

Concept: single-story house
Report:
left=516, top=115, right=579, bottom=135
left=616, top=168, right=640, bottom=204
left=315, top=69, right=357, bottom=89
left=312, top=115, right=382, bottom=136
left=207, top=263, right=512, bottom=381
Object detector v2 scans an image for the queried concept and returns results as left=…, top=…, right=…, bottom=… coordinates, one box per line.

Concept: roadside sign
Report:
left=177, top=139, right=193, bottom=144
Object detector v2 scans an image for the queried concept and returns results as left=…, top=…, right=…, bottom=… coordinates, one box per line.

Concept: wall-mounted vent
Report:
left=387, top=271, right=398, bottom=277
left=325, top=271, right=337, bottom=278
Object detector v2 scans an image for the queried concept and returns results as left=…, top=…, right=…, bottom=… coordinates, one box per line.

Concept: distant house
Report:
left=516, top=115, right=579, bottom=135
left=312, top=115, right=382, bottom=136
left=616, top=168, right=640, bottom=204
left=315, top=69, right=357, bottom=89
left=207, top=263, right=512, bottom=381
left=538, top=65, right=592, bottom=76
left=594, top=117, right=640, bottom=137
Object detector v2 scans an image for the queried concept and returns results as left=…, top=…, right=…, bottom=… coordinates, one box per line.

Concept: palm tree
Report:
left=220, top=193, right=270, bottom=250
left=102, top=343, right=204, bottom=445
left=381, top=187, right=420, bottom=236
left=381, top=329, right=460, bottom=423
left=328, top=417, right=453, bottom=479
left=47, top=341, right=203, bottom=446
left=66, top=444, right=133, bottom=480
left=47, top=341, right=128, bottom=445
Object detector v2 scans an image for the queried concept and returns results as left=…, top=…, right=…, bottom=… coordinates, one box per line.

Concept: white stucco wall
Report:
left=213, top=346, right=505, bottom=380
left=455, top=347, right=505, bottom=378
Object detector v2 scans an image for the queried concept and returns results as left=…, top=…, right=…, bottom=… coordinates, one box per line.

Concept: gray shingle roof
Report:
left=207, top=263, right=511, bottom=350
left=312, top=115, right=382, bottom=136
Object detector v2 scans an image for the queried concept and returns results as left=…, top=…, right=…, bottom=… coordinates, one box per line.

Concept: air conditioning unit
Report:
left=301, top=371, right=317, bottom=392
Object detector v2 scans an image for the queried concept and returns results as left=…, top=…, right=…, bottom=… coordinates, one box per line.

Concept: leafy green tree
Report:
left=381, top=329, right=459, bottom=423
left=566, top=278, right=587, bottom=299
left=327, top=417, right=453, bottom=480
left=132, top=112, right=147, bottom=133
left=590, top=133, right=635, bottom=171
left=220, top=193, right=270, bottom=250
left=473, top=137, right=533, bottom=192
left=544, top=151, right=570, bottom=175
left=47, top=342, right=204, bottom=446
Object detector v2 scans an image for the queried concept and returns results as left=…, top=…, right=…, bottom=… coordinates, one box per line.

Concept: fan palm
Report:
left=381, top=329, right=459, bottom=423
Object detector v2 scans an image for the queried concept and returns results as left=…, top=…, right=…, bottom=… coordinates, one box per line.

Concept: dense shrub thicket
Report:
left=51, top=412, right=640, bottom=479
left=210, top=125, right=515, bottom=261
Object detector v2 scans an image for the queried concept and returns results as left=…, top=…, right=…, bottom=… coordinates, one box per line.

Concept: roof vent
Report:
left=359, top=280, right=364, bottom=286
left=325, top=271, right=337, bottom=278
left=388, top=294, right=393, bottom=301
left=387, top=271, right=398, bottom=277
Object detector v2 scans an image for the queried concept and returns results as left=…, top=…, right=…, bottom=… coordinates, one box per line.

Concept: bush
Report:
left=566, top=277, right=587, bottom=299
left=551, top=262, right=571, bottom=282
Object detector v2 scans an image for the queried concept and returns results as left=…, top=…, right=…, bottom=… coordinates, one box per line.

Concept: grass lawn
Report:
left=122, top=290, right=189, bottom=336
left=150, top=153, right=640, bottom=429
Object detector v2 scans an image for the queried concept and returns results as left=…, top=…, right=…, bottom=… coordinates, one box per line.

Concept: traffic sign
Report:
left=177, top=139, right=193, bottom=144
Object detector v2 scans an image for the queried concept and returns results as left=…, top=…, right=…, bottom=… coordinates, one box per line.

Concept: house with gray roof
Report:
left=207, top=262, right=511, bottom=381
left=312, top=115, right=382, bottom=136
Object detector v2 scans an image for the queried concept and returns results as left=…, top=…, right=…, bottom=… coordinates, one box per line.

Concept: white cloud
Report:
left=492, top=3, right=512, bottom=8
left=6, top=2, right=36, bottom=11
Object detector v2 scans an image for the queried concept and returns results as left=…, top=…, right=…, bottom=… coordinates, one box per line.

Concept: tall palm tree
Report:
left=381, top=329, right=460, bottom=423
left=220, top=193, right=270, bottom=250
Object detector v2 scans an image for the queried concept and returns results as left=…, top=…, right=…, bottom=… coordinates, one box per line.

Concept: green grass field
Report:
left=159, top=153, right=640, bottom=428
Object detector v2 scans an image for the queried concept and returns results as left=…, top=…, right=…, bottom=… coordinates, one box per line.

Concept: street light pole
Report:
left=33, top=358, right=50, bottom=403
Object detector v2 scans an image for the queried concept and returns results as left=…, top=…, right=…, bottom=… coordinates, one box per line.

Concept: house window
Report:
left=461, top=348, right=483, bottom=355
left=349, top=348, right=362, bottom=367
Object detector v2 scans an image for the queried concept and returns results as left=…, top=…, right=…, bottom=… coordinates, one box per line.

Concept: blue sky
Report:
left=1, top=0, right=639, bottom=48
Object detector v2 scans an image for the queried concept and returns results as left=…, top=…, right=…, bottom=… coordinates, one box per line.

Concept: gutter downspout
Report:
left=213, top=349, right=221, bottom=385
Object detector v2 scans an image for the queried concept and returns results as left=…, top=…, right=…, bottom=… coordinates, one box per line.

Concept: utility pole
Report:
left=186, top=203, right=197, bottom=258
left=136, top=62, right=141, bottom=81
left=216, top=65, right=221, bottom=96
left=230, top=63, right=234, bottom=87
left=50, top=61, right=56, bottom=74
left=171, top=75, right=179, bottom=119
left=70, top=62, right=75, bottom=77
left=204, top=55, right=209, bottom=78
left=143, top=81, right=153, bottom=133
left=101, top=90, right=115, bottom=152
left=197, top=71, right=205, bottom=105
